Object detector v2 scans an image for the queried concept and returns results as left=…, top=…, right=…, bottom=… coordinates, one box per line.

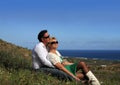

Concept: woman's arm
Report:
left=47, top=52, right=79, bottom=81
left=62, top=61, right=73, bottom=66
left=55, top=62, right=80, bottom=81
left=61, top=59, right=73, bottom=66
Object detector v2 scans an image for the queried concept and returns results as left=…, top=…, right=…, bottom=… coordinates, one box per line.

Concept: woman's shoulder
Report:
left=56, top=50, right=61, bottom=56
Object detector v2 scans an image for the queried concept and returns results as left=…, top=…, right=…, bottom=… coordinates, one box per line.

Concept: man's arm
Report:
left=35, top=46, right=54, bottom=67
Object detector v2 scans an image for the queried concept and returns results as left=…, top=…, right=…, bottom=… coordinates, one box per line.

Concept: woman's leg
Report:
left=76, top=61, right=100, bottom=85
left=76, top=61, right=89, bottom=73
left=76, top=72, right=84, bottom=79
left=76, top=72, right=91, bottom=84
left=76, top=62, right=89, bottom=81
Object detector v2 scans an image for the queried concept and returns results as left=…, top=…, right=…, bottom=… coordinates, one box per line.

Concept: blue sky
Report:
left=0, top=0, right=120, bottom=50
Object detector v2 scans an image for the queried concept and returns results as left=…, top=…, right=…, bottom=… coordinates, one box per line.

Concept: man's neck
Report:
left=42, top=42, right=47, bottom=47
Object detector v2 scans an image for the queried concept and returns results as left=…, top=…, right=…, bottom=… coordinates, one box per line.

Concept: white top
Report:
left=47, top=51, right=62, bottom=68
left=32, top=42, right=54, bottom=69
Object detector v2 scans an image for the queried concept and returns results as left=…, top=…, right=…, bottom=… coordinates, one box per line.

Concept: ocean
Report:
left=59, top=50, right=120, bottom=60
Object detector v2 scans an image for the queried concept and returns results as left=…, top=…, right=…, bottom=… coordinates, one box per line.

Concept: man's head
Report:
left=38, top=30, right=50, bottom=44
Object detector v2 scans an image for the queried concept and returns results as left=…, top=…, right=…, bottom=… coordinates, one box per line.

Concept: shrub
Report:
left=0, top=51, right=31, bottom=71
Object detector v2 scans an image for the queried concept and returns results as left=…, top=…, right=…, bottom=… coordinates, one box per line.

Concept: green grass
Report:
left=0, top=39, right=120, bottom=85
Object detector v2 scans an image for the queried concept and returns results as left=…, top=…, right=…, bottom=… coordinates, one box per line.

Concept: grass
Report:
left=0, top=39, right=120, bottom=85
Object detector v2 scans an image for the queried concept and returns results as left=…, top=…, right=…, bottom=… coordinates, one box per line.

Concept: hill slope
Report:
left=0, top=39, right=32, bottom=70
left=0, top=39, right=31, bottom=59
left=0, top=39, right=120, bottom=85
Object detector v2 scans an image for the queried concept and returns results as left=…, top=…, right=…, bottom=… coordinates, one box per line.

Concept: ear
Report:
left=41, top=38, right=44, bottom=42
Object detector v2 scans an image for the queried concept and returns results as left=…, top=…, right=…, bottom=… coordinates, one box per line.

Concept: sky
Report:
left=0, top=0, right=120, bottom=50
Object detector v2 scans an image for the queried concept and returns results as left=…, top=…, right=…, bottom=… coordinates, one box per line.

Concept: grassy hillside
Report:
left=0, top=39, right=31, bottom=59
left=0, top=39, right=120, bottom=85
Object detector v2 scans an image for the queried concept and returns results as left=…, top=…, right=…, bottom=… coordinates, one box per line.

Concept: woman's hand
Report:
left=73, top=76, right=80, bottom=81
left=62, top=60, right=73, bottom=66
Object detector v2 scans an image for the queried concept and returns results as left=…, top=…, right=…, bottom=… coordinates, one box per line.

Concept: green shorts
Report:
left=64, top=63, right=78, bottom=76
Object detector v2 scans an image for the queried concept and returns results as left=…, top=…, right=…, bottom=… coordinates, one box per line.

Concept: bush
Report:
left=0, top=51, right=31, bottom=71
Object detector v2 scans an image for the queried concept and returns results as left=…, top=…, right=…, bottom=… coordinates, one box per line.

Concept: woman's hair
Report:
left=50, top=37, right=56, bottom=42
left=47, top=37, right=56, bottom=47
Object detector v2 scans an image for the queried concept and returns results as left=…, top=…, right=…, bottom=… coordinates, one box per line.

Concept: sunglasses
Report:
left=51, top=41, right=58, bottom=44
left=43, top=35, right=50, bottom=39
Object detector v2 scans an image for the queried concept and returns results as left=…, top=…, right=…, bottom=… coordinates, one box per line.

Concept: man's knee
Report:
left=44, top=68, right=73, bottom=81
left=56, top=70, right=73, bottom=81
left=38, top=68, right=73, bottom=81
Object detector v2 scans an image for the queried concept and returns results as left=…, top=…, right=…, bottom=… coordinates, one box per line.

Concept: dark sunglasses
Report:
left=51, top=41, right=58, bottom=44
left=43, top=35, right=50, bottom=39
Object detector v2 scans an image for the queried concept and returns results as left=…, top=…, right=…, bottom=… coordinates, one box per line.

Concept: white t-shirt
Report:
left=47, top=50, right=62, bottom=68
left=32, top=42, right=54, bottom=69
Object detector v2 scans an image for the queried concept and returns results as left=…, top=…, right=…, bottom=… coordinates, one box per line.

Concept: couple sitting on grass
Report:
left=32, top=30, right=100, bottom=85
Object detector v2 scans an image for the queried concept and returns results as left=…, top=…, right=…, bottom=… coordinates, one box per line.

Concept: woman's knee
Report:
left=79, top=61, right=87, bottom=68
left=78, top=62, right=89, bottom=73
left=80, top=61, right=86, bottom=65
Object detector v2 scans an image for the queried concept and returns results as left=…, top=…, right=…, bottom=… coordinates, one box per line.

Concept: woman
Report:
left=47, top=37, right=100, bottom=85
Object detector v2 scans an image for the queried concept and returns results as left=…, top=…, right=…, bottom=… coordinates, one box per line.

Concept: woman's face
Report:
left=50, top=39, right=58, bottom=49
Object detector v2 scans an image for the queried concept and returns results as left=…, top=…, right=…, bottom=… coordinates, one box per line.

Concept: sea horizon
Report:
left=58, top=49, right=120, bottom=61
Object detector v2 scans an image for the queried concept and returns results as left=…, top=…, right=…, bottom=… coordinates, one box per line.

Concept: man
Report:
left=32, top=30, right=73, bottom=81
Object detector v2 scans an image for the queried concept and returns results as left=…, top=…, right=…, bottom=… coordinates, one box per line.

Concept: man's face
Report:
left=42, top=32, right=50, bottom=44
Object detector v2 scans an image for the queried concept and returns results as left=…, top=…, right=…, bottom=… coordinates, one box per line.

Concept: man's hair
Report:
left=38, top=30, right=48, bottom=42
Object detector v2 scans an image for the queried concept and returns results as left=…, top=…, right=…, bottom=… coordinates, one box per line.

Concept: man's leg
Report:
left=39, top=67, right=73, bottom=81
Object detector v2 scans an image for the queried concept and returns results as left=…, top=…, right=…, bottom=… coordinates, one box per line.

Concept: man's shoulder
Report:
left=35, top=42, right=44, bottom=47
left=32, top=42, right=42, bottom=50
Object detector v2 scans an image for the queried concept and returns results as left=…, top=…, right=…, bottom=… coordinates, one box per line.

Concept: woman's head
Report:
left=48, top=37, right=58, bottom=49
